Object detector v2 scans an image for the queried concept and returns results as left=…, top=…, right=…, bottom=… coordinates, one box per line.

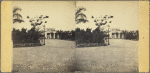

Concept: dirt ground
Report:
left=13, top=39, right=138, bottom=72
left=76, top=39, right=139, bottom=72
left=13, top=39, right=76, bottom=72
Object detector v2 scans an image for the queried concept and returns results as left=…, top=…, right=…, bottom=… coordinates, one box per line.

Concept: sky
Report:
left=12, top=1, right=75, bottom=31
left=76, top=1, right=139, bottom=31
left=12, top=1, right=139, bottom=31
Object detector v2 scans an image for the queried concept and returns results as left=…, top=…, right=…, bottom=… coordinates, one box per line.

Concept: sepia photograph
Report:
left=12, top=1, right=76, bottom=72
left=75, top=1, right=139, bottom=72
left=11, top=1, right=140, bottom=73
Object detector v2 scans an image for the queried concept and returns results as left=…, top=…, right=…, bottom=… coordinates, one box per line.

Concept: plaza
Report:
left=76, top=39, right=139, bottom=72
left=13, top=39, right=76, bottom=72
left=13, top=39, right=138, bottom=72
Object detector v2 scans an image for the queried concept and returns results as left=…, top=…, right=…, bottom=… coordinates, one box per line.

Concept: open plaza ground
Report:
left=13, top=39, right=76, bottom=72
left=76, top=39, right=139, bottom=72
left=13, top=39, right=138, bottom=72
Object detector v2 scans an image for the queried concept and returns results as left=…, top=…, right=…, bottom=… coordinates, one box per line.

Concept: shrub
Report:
left=12, top=28, right=42, bottom=44
left=75, top=27, right=106, bottom=44
left=123, top=30, right=139, bottom=41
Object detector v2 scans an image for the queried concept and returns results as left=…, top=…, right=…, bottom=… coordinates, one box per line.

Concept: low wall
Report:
left=13, top=39, right=45, bottom=48
left=13, top=43, right=43, bottom=48
left=76, top=43, right=107, bottom=48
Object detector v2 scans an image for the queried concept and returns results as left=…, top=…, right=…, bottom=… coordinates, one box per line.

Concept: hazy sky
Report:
left=12, top=1, right=75, bottom=31
left=76, top=1, right=139, bottom=31
left=12, top=1, right=139, bottom=31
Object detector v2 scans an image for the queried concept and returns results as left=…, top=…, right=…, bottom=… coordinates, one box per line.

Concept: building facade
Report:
left=45, top=28, right=60, bottom=39
left=109, top=28, right=124, bottom=39
left=43, top=28, right=124, bottom=39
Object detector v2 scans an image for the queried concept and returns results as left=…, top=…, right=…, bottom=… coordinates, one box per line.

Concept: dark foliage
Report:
left=13, top=19, right=24, bottom=23
left=122, top=30, right=139, bottom=40
left=75, top=27, right=107, bottom=44
left=12, top=28, right=43, bottom=44
left=57, top=30, right=75, bottom=41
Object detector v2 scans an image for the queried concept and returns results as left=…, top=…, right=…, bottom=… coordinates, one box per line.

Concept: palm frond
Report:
left=13, top=7, right=21, bottom=13
left=75, top=7, right=89, bottom=24
left=76, top=19, right=88, bottom=24
left=13, top=13, right=22, bottom=18
left=13, top=19, right=24, bottom=23
left=75, top=7, right=86, bottom=16
left=13, top=7, right=24, bottom=24
left=75, top=13, right=87, bottom=20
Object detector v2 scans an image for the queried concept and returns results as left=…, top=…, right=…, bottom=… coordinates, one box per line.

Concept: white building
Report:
left=44, top=28, right=60, bottom=39
left=42, top=28, right=124, bottom=39
left=109, top=28, right=124, bottom=39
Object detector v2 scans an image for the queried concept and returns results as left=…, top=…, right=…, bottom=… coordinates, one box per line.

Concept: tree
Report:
left=27, top=15, right=48, bottom=31
left=84, top=28, right=92, bottom=43
left=13, top=6, right=24, bottom=23
left=75, top=7, right=88, bottom=24
left=70, top=30, right=75, bottom=40
left=135, top=30, right=139, bottom=40
left=12, top=28, right=28, bottom=44
left=91, top=15, right=113, bottom=31
left=27, top=15, right=49, bottom=41
left=91, top=15, right=113, bottom=44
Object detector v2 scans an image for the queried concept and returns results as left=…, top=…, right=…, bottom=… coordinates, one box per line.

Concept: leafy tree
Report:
left=91, top=15, right=113, bottom=31
left=92, top=27, right=104, bottom=43
left=27, top=15, right=49, bottom=31
left=135, top=30, right=139, bottom=40
left=27, top=28, right=42, bottom=42
left=121, top=30, right=139, bottom=40
left=84, top=28, right=92, bottom=43
left=75, top=27, right=81, bottom=32
left=70, top=30, right=75, bottom=40
left=27, top=15, right=49, bottom=41
left=12, top=28, right=27, bottom=44
left=13, top=6, right=24, bottom=23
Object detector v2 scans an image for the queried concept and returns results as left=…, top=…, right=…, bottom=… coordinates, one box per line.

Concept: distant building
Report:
left=42, top=28, right=60, bottom=39
left=109, top=28, right=125, bottom=39
left=42, top=28, right=125, bottom=39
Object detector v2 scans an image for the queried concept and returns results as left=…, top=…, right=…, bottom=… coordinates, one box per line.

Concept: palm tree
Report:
left=75, top=7, right=88, bottom=24
left=13, top=6, right=24, bottom=23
